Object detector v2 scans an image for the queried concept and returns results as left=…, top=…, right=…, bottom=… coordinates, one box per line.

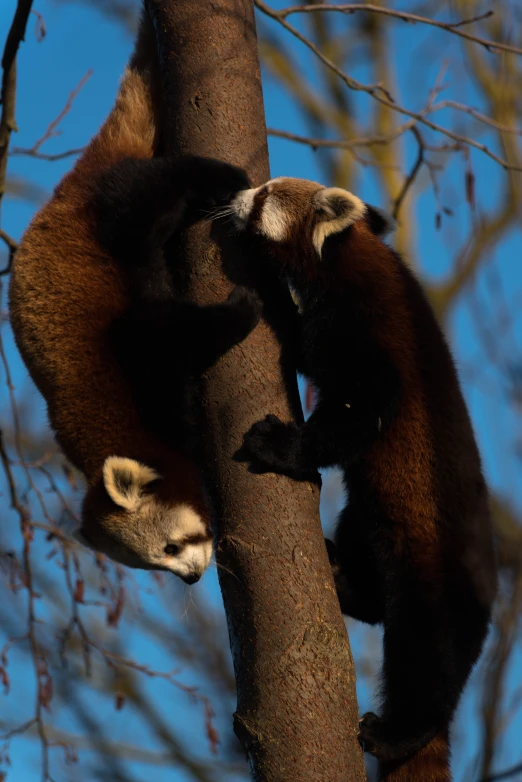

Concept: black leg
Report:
left=110, top=299, right=194, bottom=448
left=167, top=286, right=263, bottom=373
left=358, top=568, right=489, bottom=762
left=240, top=400, right=385, bottom=480
left=358, top=604, right=446, bottom=762
left=112, top=285, right=262, bottom=377
left=326, top=533, right=384, bottom=625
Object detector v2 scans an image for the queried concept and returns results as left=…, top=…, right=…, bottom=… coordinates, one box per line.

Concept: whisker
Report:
left=204, top=206, right=236, bottom=220
left=210, top=556, right=241, bottom=582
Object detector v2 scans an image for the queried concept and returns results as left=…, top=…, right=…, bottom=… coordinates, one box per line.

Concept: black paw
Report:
left=358, top=713, right=386, bottom=758
left=241, top=414, right=293, bottom=465
left=236, top=415, right=318, bottom=481
left=227, top=286, right=263, bottom=335
left=358, top=713, right=427, bottom=762
left=183, top=156, right=251, bottom=209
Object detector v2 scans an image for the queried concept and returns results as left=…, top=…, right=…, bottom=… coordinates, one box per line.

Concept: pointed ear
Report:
left=312, top=187, right=366, bottom=253
left=103, top=456, right=160, bottom=512
left=365, top=204, right=396, bottom=238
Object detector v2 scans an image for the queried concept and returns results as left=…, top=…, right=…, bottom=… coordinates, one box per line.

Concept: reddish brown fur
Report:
left=9, top=14, right=207, bottom=521
left=380, top=731, right=451, bottom=782
left=337, top=223, right=440, bottom=568
left=237, top=179, right=496, bottom=771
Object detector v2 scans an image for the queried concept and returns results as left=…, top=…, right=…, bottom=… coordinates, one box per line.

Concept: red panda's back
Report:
left=9, top=16, right=167, bottom=479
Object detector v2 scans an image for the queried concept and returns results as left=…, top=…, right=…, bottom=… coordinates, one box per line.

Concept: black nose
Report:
left=183, top=572, right=201, bottom=585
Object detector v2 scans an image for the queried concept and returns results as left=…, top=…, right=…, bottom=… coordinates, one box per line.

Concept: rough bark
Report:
left=146, top=1, right=366, bottom=779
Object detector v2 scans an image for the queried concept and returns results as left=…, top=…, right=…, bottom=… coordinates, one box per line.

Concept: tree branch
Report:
left=254, top=0, right=522, bottom=171
left=483, top=760, right=522, bottom=782
left=146, top=0, right=365, bottom=779
left=0, top=0, right=34, bottom=216
left=391, top=126, right=425, bottom=219
left=10, top=69, right=92, bottom=161
left=276, top=5, right=522, bottom=57
left=0, top=227, right=18, bottom=275
left=267, top=127, right=401, bottom=167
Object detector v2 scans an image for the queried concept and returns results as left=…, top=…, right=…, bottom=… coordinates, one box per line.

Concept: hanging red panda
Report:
left=9, top=5, right=260, bottom=583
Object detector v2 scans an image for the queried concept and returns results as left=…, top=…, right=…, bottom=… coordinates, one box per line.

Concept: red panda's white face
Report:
left=229, top=177, right=394, bottom=280
left=75, top=457, right=212, bottom=583
left=231, top=177, right=368, bottom=253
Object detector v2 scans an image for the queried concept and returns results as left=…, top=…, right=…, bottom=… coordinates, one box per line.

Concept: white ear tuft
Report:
left=103, top=456, right=160, bottom=512
left=312, top=187, right=366, bottom=254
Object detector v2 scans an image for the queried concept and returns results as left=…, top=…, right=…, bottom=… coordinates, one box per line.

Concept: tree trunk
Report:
left=146, top=1, right=366, bottom=779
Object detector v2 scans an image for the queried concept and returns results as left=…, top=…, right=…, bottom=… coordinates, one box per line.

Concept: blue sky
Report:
left=1, top=1, right=521, bottom=780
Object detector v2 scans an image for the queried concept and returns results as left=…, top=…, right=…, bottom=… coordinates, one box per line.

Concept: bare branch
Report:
left=276, top=5, right=522, bottom=57
left=481, top=573, right=522, bottom=780
left=30, top=9, right=46, bottom=42
left=257, top=0, right=395, bottom=101
left=268, top=123, right=415, bottom=149
left=483, top=760, right=522, bottom=782
left=391, top=126, right=425, bottom=219
left=10, top=69, right=92, bottom=161
left=0, top=0, right=34, bottom=216
left=10, top=147, right=85, bottom=161
left=430, top=99, right=522, bottom=136
left=267, top=127, right=401, bottom=166
left=255, top=0, right=522, bottom=171
left=0, top=228, right=18, bottom=275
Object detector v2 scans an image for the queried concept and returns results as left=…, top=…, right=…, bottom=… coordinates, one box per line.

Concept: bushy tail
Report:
left=379, top=730, right=450, bottom=782
left=79, top=4, right=160, bottom=171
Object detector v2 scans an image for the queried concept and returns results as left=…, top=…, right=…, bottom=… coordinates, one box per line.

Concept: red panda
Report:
left=226, top=176, right=497, bottom=774
left=8, top=7, right=260, bottom=583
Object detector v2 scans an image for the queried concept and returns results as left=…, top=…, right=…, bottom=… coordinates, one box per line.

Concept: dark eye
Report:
left=257, top=185, right=269, bottom=198
left=164, top=543, right=181, bottom=556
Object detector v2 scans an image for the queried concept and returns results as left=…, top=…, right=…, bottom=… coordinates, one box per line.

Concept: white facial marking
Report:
left=231, top=178, right=292, bottom=238
left=260, top=198, right=290, bottom=242
left=312, top=188, right=367, bottom=255
left=231, top=188, right=256, bottom=228
left=161, top=504, right=212, bottom=580
left=165, top=540, right=213, bottom=580
left=170, top=504, right=206, bottom=538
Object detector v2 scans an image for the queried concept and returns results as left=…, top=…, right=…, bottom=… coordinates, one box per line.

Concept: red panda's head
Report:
left=74, top=457, right=212, bottom=584
left=229, top=176, right=394, bottom=281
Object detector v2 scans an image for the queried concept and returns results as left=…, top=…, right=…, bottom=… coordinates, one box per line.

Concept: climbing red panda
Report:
left=226, top=176, right=497, bottom=775
left=9, top=7, right=260, bottom=583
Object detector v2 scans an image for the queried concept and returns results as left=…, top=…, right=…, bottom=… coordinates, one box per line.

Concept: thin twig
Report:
left=267, top=127, right=400, bottom=167
left=483, top=760, right=522, bottom=781
left=267, top=122, right=415, bottom=149
left=430, top=99, right=522, bottom=136
left=481, top=574, right=522, bottom=780
left=391, top=126, right=425, bottom=219
left=277, top=5, right=522, bottom=57
left=255, top=0, right=522, bottom=171
left=257, top=1, right=395, bottom=102
left=30, top=9, right=46, bottom=42
left=10, top=147, right=85, bottom=162
left=0, top=227, right=18, bottom=274
left=10, top=69, right=91, bottom=161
